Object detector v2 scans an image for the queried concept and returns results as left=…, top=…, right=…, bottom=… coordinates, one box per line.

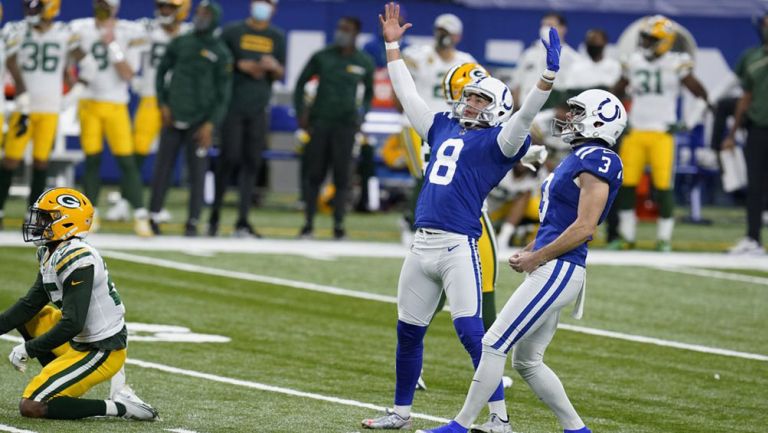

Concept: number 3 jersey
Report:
left=624, top=51, right=694, bottom=131
left=415, top=112, right=530, bottom=239
left=5, top=21, right=78, bottom=113
left=37, top=238, right=126, bottom=345
left=534, top=143, right=623, bottom=267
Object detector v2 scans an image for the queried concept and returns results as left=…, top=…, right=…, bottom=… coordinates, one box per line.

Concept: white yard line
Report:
left=1, top=232, right=767, bottom=270
left=654, top=266, right=768, bottom=286
left=0, top=425, right=37, bottom=433
left=101, top=251, right=768, bottom=362
left=0, top=335, right=447, bottom=424
left=165, top=429, right=203, bottom=433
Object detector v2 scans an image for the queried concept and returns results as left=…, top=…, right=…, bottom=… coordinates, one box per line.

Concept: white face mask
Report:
left=539, top=26, right=551, bottom=42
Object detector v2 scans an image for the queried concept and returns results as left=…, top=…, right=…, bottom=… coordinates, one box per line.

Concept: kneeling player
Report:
left=0, top=187, right=157, bottom=421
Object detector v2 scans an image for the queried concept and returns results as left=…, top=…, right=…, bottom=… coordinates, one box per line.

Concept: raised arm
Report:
left=381, top=2, right=434, bottom=139
left=496, top=28, right=559, bottom=158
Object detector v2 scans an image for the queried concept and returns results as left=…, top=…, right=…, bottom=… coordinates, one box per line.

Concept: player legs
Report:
left=79, top=100, right=106, bottom=207
left=649, top=132, right=676, bottom=251
left=478, top=211, right=498, bottom=331
left=132, top=96, right=162, bottom=170
left=0, top=113, right=28, bottom=222
left=615, top=130, right=648, bottom=247
left=29, top=114, right=59, bottom=206
left=439, top=260, right=585, bottom=431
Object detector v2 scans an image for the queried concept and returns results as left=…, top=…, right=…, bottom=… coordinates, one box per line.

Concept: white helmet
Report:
left=452, top=77, right=514, bottom=129
left=552, top=89, right=627, bottom=146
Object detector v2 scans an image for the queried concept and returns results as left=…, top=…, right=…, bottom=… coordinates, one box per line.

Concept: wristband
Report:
left=541, top=69, right=556, bottom=83
left=385, top=40, right=400, bottom=50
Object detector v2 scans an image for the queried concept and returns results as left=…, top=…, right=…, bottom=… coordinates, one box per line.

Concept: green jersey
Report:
left=222, top=21, right=286, bottom=114
left=739, top=46, right=768, bottom=127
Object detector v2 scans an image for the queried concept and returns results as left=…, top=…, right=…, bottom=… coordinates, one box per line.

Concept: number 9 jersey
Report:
left=535, top=143, right=623, bottom=267
left=415, top=112, right=530, bottom=239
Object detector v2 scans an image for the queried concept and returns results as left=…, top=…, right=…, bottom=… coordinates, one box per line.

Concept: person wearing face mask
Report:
left=566, top=29, right=621, bottom=94
left=207, top=0, right=285, bottom=238
left=512, top=12, right=580, bottom=110
left=148, top=0, right=232, bottom=236
left=722, top=11, right=768, bottom=255
left=68, top=0, right=153, bottom=237
left=293, top=16, right=374, bottom=240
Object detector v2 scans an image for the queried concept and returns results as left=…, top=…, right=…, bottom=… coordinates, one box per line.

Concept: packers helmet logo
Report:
left=56, top=194, right=81, bottom=209
left=469, top=67, right=487, bottom=80
left=597, top=98, right=621, bottom=122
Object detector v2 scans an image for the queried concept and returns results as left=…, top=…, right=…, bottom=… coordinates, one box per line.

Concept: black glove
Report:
left=15, top=114, right=30, bottom=138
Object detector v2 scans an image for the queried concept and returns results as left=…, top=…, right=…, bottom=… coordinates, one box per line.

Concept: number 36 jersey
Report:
left=534, top=143, right=623, bottom=267
left=415, top=112, right=530, bottom=239
left=5, top=21, right=78, bottom=113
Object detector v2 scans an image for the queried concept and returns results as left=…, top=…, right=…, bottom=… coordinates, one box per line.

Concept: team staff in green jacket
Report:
left=294, top=16, right=374, bottom=240
left=149, top=0, right=233, bottom=236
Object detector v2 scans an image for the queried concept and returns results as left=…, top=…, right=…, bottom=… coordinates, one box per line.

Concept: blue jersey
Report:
left=415, top=113, right=530, bottom=238
left=533, top=142, right=623, bottom=267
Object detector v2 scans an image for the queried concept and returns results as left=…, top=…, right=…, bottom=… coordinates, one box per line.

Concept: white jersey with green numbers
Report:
left=5, top=21, right=77, bottom=113
left=402, top=44, right=476, bottom=112
left=624, top=50, right=694, bottom=131
left=37, top=238, right=126, bottom=344
left=70, top=18, right=145, bottom=104
left=134, top=19, right=190, bottom=98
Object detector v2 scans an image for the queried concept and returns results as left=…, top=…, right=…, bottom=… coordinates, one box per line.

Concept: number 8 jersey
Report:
left=415, top=112, right=530, bottom=239
left=534, top=143, right=623, bottom=266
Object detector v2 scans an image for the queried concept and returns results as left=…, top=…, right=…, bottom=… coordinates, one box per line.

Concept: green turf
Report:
left=1, top=187, right=765, bottom=250
left=0, top=246, right=765, bottom=432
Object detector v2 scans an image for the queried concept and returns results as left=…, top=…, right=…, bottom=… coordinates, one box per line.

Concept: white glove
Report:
left=15, top=92, right=31, bottom=115
left=9, top=343, right=28, bottom=373
left=521, top=144, right=548, bottom=171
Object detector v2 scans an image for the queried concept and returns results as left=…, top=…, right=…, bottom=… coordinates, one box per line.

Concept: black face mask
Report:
left=586, top=44, right=604, bottom=60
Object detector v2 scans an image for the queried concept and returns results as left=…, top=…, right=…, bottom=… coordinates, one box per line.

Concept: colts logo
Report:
left=56, top=194, right=81, bottom=209
left=597, top=98, right=621, bottom=122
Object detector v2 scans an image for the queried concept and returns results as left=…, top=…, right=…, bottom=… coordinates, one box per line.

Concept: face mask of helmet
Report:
left=551, top=104, right=587, bottom=144
left=334, top=30, right=354, bottom=47
left=251, top=2, right=273, bottom=21
left=639, top=33, right=660, bottom=58
left=22, top=208, right=58, bottom=245
left=24, top=0, right=44, bottom=25
left=155, top=6, right=177, bottom=26
left=453, top=90, right=495, bottom=129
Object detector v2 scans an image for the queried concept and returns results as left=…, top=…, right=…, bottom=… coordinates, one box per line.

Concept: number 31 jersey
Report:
left=534, top=143, right=623, bottom=267
left=5, top=21, right=78, bottom=113
left=415, top=112, right=530, bottom=239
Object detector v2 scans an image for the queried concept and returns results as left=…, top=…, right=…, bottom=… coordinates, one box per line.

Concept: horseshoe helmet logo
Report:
left=56, top=194, right=81, bottom=209
left=597, top=97, right=621, bottom=122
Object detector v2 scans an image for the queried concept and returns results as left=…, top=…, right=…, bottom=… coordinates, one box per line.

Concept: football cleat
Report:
left=113, top=385, right=159, bottom=421
left=416, top=374, right=427, bottom=391
left=362, top=408, right=413, bottom=430
left=470, top=414, right=512, bottom=433
left=655, top=240, right=672, bottom=253
left=564, top=427, right=591, bottom=433
left=727, top=237, right=765, bottom=255
left=234, top=221, right=262, bottom=239
left=105, top=197, right=131, bottom=222
left=416, top=420, right=468, bottom=433
left=133, top=215, right=154, bottom=238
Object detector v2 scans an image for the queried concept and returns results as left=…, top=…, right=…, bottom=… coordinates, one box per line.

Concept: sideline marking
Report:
left=0, top=425, right=37, bottom=433
left=655, top=266, right=768, bottom=286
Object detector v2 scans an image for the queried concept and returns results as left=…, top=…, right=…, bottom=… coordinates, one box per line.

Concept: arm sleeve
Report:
left=387, top=59, right=435, bottom=140
left=0, top=274, right=49, bottom=336
left=293, top=53, right=319, bottom=118
left=208, top=45, right=233, bottom=126
left=497, top=85, right=551, bottom=158
left=24, top=266, right=94, bottom=359
left=155, top=37, right=178, bottom=107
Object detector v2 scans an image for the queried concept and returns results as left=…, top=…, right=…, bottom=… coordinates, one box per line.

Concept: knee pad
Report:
left=453, top=316, right=485, bottom=367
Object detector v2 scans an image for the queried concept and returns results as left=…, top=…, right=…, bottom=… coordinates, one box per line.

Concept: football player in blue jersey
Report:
left=414, top=79, right=627, bottom=433
left=362, top=3, right=559, bottom=431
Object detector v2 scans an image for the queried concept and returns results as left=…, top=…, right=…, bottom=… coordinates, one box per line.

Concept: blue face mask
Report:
left=251, top=2, right=273, bottom=21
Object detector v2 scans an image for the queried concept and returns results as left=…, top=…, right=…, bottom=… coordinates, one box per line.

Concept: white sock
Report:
left=110, top=367, right=126, bottom=399
left=393, top=405, right=411, bottom=419
left=657, top=218, right=674, bottom=242
left=516, top=360, right=583, bottom=430
left=133, top=208, right=148, bottom=220
left=455, top=346, right=507, bottom=428
left=105, top=400, right=119, bottom=416
left=497, top=223, right=515, bottom=248
left=618, top=210, right=637, bottom=242
left=487, top=399, right=508, bottom=421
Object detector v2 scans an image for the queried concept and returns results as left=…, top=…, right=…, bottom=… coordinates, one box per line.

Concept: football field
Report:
left=0, top=235, right=766, bottom=433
